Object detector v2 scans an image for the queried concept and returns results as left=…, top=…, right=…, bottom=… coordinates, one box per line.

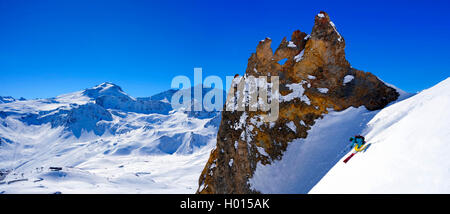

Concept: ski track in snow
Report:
left=249, top=79, right=422, bottom=194
left=310, top=77, right=450, bottom=194
left=249, top=106, right=378, bottom=193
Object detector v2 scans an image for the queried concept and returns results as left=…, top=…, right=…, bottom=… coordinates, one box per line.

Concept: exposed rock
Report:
left=197, top=11, right=399, bottom=194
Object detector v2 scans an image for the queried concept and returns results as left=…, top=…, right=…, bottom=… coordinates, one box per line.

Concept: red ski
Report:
left=343, top=153, right=355, bottom=163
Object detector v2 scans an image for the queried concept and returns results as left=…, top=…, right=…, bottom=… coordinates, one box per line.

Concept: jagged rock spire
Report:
left=311, top=11, right=344, bottom=43
left=197, top=11, right=399, bottom=194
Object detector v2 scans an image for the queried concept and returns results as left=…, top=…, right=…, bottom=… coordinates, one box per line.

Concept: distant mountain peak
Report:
left=0, top=96, right=26, bottom=104
left=92, top=82, right=123, bottom=91
left=82, top=82, right=129, bottom=100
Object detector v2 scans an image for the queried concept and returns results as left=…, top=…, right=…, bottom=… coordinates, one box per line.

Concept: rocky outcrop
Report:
left=197, top=11, right=399, bottom=194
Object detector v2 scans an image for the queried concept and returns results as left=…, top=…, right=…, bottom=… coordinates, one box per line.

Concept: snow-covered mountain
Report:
left=0, top=82, right=222, bottom=193
left=0, top=96, right=26, bottom=104
left=309, top=77, right=450, bottom=193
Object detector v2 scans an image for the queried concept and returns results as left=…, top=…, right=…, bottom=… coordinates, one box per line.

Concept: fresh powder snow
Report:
left=286, top=121, right=297, bottom=133
left=248, top=78, right=420, bottom=193
left=310, top=77, right=450, bottom=194
left=317, top=88, right=329, bottom=93
left=287, top=41, right=297, bottom=48
left=249, top=106, right=378, bottom=193
left=281, top=82, right=311, bottom=104
left=343, top=75, right=354, bottom=85
left=294, top=50, right=305, bottom=62
left=329, top=21, right=343, bottom=42
left=229, top=159, right=234, bottom=167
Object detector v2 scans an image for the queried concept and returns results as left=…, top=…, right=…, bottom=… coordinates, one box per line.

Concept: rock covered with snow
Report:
left=197, top=11, right=399, bottom=194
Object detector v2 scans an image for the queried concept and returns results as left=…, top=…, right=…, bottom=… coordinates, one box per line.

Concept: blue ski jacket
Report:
left=350, top=137, right=364, bottom=149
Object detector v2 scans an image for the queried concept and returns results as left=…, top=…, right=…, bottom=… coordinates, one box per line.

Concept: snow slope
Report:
left=249, top=106, right=378, bottom=193
left=310, top=77, right=450, bottom=193
left=249, top=82, right=415, bottom=193
left=0, top=83, right=222, bottom=193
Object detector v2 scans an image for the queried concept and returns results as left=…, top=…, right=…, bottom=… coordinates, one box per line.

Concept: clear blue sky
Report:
left=1, top=0, right=449, bottom=99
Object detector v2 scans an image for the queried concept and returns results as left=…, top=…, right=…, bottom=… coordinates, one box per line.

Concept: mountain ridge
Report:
left=0, top=82, right=223, bottom=193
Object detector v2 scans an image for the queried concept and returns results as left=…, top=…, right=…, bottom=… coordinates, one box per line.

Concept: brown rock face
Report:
left=197, top=11, right=399, bottom=194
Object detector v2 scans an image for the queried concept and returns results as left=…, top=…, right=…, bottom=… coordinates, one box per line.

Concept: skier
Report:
left=350, top=135, right=366, bottom=152
left=343, top=135, right=366, bottom=163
